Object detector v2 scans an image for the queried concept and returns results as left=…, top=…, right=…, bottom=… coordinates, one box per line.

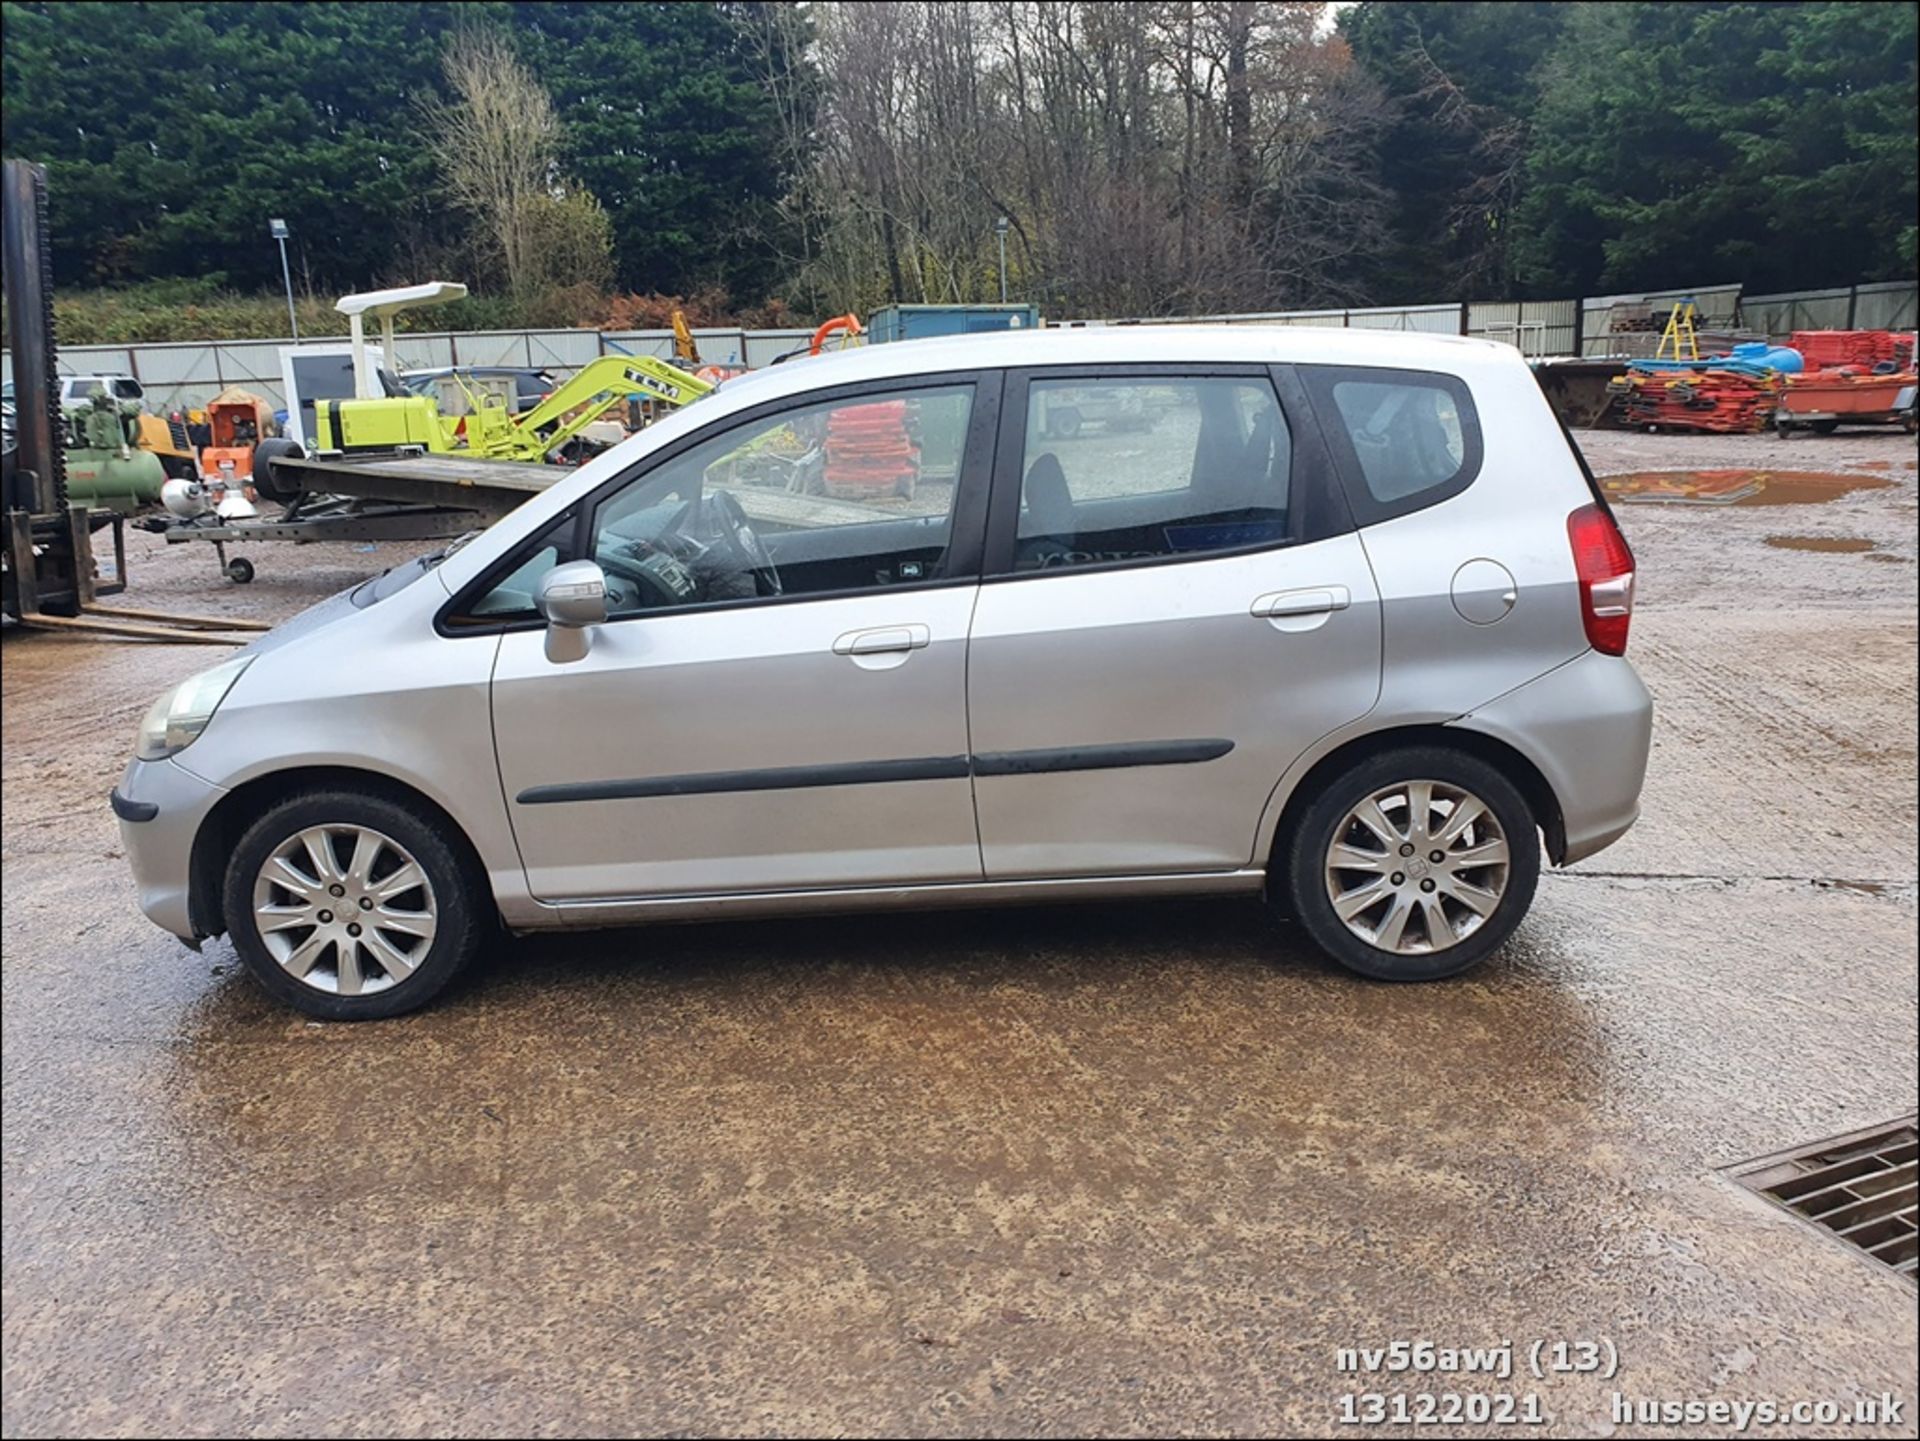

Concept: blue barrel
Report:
left=1730, top=342, right=1804, bottom=373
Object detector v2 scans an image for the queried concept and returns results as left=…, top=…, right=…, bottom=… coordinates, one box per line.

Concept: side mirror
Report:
left=535, top=560, right=608, bottom=663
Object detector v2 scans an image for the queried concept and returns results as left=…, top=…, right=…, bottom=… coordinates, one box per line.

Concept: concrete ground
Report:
left=3, top=426, right=1916, bottom=1438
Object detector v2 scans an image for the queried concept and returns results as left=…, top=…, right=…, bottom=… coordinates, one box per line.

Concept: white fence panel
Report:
left=453, top=331, right=535, bottom=369
left=1741, top=287, right=1851, bottom=337
left=601, top=330, right=678, bottom=362
left=392, top=334, right=458, bottom=371
left=742, top=329, right=814, bottom=367
left=525, top=330, right=601, bottom=371
left=1347, top=303, right=1460, bottom=333
left=1854, top=281, right=1917, bottom=332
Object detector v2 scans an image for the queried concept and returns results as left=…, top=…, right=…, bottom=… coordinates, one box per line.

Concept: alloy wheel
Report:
left=250, top=824, right=438, bottom=995
left=1323, top=780, right=1511, bottom=954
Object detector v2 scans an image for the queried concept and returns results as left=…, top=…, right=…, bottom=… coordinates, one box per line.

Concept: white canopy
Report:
left=334, top=282, right=469, bottom=398
left=335, top=281, right=468, bottom=318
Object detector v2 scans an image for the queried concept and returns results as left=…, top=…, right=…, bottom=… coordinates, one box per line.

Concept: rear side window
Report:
left=1012, top=375, right=1292, bottom=571
left=1302, top=365, right=1482, bottom=522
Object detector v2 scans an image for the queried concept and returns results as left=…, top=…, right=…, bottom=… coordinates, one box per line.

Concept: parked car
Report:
left=400, top=365, right=554, bottom=417
left=114, top=327, right=1651, bottom=1019
left=65, top=373, right=145, bottom=411
left=4, top=374, right=147, bottom=413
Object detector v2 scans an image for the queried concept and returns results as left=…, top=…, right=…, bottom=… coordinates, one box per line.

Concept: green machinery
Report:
left=62, top=388, right=166, bottom=512
left=309, top=281, right=713, bottom=463
left=313, top=352, right=713, bottom=460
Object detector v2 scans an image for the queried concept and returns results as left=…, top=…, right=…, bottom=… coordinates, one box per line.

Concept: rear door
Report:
left=964, top=364, right=1382, bottom=878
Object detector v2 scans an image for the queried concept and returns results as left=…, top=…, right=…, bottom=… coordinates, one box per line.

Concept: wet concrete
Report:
left=4, top=428, right=1918, bottom=1436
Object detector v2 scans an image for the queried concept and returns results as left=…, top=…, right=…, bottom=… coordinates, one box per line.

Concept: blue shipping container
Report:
left=867, top=304, right=1041, bottom=343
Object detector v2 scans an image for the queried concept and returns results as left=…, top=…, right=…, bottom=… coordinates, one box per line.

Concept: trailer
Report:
left=154, top=451, right=560, bottom=581
left=1775, top=373, right=1918, bottom=435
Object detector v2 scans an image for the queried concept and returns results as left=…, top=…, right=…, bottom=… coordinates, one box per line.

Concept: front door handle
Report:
left=1251, top=585, right=1350, bottom=619
left=832, top=624, right=931, bottom=656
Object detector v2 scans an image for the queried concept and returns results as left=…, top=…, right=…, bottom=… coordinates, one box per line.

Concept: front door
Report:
left=965, top=366, right=1383, bottom=878
left=485, top=375, right=1000, bottom=902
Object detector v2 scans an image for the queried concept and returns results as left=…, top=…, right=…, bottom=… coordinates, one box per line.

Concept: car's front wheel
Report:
left=223, top=788, right=487, bottom=1019
left=1280, top=746, right=1540, bottom=981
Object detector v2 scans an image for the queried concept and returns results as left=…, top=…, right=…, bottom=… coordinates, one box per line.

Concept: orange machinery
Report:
left=196, top=389, right=277, bottom=495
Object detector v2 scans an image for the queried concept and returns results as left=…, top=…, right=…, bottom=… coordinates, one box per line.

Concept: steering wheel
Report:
left=705, top=489, right=782, bottom=596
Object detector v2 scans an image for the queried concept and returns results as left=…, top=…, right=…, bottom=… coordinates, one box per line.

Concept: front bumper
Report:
left=114, top=756, right=229, bottom=942
left=1450, top=648, right=1653, bottom=865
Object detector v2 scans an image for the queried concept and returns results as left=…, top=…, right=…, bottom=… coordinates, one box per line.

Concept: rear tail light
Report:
left=1567, top=503, right=1635, bottom=655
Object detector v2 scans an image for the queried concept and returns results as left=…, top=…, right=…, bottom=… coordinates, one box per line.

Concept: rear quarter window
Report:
left=1300, top=365, right=1483, bottom=524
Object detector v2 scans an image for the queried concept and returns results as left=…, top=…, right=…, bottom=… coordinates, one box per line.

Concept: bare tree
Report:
left=800, top=1, right=1388, bottom=319
left=421, top=30, right=564, bottom=298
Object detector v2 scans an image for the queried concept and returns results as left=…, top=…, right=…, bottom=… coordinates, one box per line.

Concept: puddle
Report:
left=1599, top=470, right=1896, bottom=506
left=1763, top=536, right=1878, bottom=553
left=1864, top=552, right=1914, bottom=564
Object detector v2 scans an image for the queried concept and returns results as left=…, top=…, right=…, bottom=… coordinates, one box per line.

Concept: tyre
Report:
left=223, top=787, right=487, bottom=1020
left=250, top=437, right=305, bottom=503
left=1048, top=406, right=1082, bottom=439
left=1809, top=419, right=1839, bottom=436
left=225, top=556, right=254, bottom=584
left=1279, top=746, right=1540, bottom=981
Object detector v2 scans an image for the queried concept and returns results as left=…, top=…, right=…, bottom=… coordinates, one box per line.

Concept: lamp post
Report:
left=995, top=215, right=1010, bottom=304
left=269, top=218, right=299, bottom=343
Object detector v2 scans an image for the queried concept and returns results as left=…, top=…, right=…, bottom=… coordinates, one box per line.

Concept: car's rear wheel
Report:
left=223, top=788, right=486, bottom=1019
left=1280, top=746, right=1540, bottom=981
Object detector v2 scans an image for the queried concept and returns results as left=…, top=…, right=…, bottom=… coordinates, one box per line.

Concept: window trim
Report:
left=1296, top=363, right=1484, bottom=527
left=438, top=369, right=1004, bottom=634
left=980, top=363, right=1327, bottom=584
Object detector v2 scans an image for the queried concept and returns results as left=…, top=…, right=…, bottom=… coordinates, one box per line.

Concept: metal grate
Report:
left=1731, top=1119, right=1917, bottom=1281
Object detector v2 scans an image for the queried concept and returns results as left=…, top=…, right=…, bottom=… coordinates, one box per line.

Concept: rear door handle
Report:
left=832, top=624, right=930, bottom=656
left=1251, top=586, right=1350, bottom=618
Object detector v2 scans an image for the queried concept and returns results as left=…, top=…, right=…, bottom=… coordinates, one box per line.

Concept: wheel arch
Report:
left=1261, top=723, right=1567, bottom=876
left=189, top=764, right=497, bottom=939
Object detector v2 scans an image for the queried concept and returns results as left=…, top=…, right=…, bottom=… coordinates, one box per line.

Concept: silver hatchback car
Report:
left=115, top=328, right=1651, bottom=1019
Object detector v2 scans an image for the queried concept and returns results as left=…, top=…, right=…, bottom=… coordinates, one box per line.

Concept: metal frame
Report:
left=157, top=493, right=484, bottom=580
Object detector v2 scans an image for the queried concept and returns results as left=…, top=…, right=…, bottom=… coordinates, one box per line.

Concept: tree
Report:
left=1341, top=1, right=1569, bottom=300
left=802, top=1, right=1388, bottom=319
left=510, top=0, right=801, bottom=301
left=1, top=1, right=471, bottom=291
left=425, top=28, right=565, bottom=297
left=1512, top=2, right=1918, bottom=294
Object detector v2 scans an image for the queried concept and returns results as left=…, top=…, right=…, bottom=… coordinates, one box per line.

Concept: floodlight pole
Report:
left=270, top=219, right=299, bottom=343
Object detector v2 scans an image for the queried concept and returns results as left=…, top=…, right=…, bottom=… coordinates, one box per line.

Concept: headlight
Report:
left=135, top=655, right=253, bottom=760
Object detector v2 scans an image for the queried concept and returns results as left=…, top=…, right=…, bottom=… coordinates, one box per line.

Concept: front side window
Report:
left=460, top=514, right=574, bottom=622
left=1014, top=376, right=1291, bottom=571
left=589, top=384, right=974, bottom=617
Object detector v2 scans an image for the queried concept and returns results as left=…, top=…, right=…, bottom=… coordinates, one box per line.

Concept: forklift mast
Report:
left=3, top=159, right=65, bottom=517
left=3, top=157, right=105, bottom=620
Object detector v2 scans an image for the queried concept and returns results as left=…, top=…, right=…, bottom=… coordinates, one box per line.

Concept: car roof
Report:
left=716, top=324, right=1515, bottom=403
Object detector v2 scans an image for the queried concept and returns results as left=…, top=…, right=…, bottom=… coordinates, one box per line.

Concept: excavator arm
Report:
left=477, top=355, right=715, bottom=462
